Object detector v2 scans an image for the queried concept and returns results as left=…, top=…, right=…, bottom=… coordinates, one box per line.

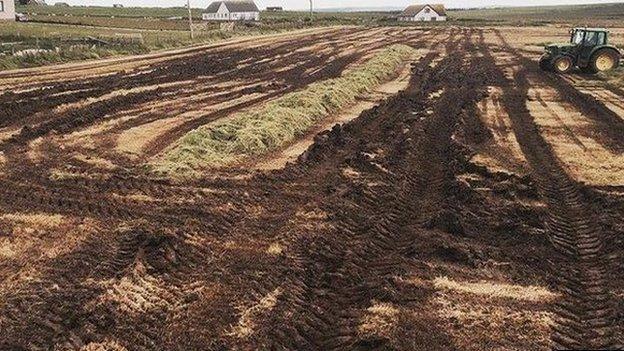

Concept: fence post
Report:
left=188, top=0, right=194, bottom=40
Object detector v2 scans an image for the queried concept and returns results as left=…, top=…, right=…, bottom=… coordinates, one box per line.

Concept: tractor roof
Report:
left=574, top=27, right=609, bottom=32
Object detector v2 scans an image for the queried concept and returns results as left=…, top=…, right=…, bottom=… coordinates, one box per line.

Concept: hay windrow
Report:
left=154, top=44, right=416, bottom=174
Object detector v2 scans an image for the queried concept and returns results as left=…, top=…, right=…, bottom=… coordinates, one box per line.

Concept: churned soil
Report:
left=0, top=26, right=622, bottom=350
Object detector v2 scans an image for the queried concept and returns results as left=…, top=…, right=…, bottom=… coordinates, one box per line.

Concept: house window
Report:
left=424, top=7, right=430, bottom=13
left=0, top=1, right=4, bottom=12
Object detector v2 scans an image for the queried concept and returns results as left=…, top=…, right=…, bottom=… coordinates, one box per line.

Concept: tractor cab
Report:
left=570, top=28, right=608, bottom=46
left=540, top=27, right=621, bottom=74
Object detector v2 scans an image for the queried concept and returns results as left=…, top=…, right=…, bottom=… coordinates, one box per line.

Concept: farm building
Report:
left=266, top=6, right=283, bottom=11
left=398, top=4, right=446, bottom=22
left=0, top=0, right=16, bottom=21
left=202, top=0, right=260, bottom=21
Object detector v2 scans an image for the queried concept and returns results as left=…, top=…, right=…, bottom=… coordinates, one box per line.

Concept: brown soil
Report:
left=0, top=26, right=622, bottom=350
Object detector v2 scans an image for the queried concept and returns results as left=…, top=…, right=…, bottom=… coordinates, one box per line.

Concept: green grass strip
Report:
left=155, top=44, right=415, bottom=174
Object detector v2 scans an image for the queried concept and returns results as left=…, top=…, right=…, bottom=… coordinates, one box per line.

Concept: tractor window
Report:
left=584, top=32, right=599, bottom=46
left=597, top=32, right=606, bottom=45
left=572, top=31, right=584, bottom=45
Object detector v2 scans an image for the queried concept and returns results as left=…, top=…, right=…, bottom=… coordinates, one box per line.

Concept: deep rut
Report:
left=231, top=29, right=498, bottom=350
left=492, top=30, right=620, bottom=349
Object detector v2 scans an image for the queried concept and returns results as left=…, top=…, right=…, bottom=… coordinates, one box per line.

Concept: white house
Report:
left=0, top=0, right=16, bottom=21
left=203, top=0, right=260, bottom=21
left=398, top=4, right=446, bottom=22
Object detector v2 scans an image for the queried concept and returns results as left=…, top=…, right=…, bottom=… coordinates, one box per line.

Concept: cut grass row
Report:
left=154, top=44, right=416, bottom=175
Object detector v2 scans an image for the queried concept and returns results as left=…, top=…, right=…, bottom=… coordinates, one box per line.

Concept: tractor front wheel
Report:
left=590, top=49, right=619, bottom=73
left=539, top=55, right=552, bottom=71
left=552, top=56, right=573, bottom=74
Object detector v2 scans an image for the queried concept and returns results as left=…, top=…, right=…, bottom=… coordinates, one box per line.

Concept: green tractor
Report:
left=539, top=28, right=621, bottom=74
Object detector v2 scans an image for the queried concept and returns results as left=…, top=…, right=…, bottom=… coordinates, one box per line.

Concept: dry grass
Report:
left=434, top=292, right=554, bottom=351
left=111, top=192, right=156, bottom=202
left=81, top=340, right=128, bottom=351
left=74, top=154, right=118, bottom=170
left=0, top=213, right=88, bottom=262
left=266, top=242, right=284, bottom=255
left=471, top=87, right=529, bottom=174
left=603, top=66, right=624, bottom=88
left=49, top=168, right=83, bottom=181
left=358, top=301, right=400, bottom=339
left=433, top=276, right=555, bottom=350
left=547, top=137, right=624, bottom=186
left=95, top=271, right=172, bottom=317
left=490, top=26, right=624, bottom=49
left=527, top=89, right=624, bottom=186
left=154, top=44, right=415, bottom=175
left=342, top=166, right=361, bottom=179
left=295, top=209, right=328, bottom=220
left=433, top=276, right=557, bottom=302
left=0, top=214, right=98, bottom=296
left=229, top=287, right=282, bottom=339
left=0, top=212, right=65, bottom=229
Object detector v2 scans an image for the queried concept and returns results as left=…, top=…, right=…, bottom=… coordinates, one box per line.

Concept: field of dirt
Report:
left=0, top=26, right=623, bottom=350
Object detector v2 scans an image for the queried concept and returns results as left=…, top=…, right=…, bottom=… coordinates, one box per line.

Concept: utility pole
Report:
left=187, top=0, right=195, bottom=40
left=309, top=0, right=313, bottom=23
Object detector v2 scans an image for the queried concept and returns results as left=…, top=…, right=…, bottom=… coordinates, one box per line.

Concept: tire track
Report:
left=227, top=29, right=503, bottom=350
left=492, top=30, right=620, bottom=349
left=0, top=29, right=370, bottom=148
left=1, top=27, right=610, bottom=350
left=493, top=31, right=624, bottom=153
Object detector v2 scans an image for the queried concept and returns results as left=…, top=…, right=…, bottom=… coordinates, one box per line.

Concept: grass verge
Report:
left=0, top=21, right=316, bottom=71
left=154, top=44, right=415, bottom=175
left=0, top=45, right=149, bottom=70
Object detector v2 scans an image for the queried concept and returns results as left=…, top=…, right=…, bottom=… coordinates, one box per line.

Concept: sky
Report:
left=53, top=0, right=622, bottom=11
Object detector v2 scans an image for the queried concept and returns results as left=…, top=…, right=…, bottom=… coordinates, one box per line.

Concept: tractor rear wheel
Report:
left=552, top=56, right=573, bottom=74
left=590, top=49, right=619, bottom=73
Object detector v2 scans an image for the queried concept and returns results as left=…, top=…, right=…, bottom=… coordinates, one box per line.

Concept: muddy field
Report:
left=0, top=26, right=623, bottom=350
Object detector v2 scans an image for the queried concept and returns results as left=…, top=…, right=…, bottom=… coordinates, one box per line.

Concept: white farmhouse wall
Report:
left=203, top=2, right=259, bottom=21
left=399, top=5, right=446, bottom=22
left=228, top=11, right=259, bottom=20
left=217, top=2, right=229, bottom=18
left=0, top=0, right=16, bottom=21
left=203, top=2, right=229, bottom=20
